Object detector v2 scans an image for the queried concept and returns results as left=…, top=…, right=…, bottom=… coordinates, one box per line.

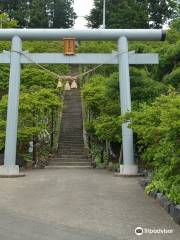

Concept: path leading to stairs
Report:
left=0, top=168, right=179, bottom=240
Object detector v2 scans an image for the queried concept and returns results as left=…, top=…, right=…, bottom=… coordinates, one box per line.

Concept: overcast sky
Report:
left=73, top=0, right=94, bottom=29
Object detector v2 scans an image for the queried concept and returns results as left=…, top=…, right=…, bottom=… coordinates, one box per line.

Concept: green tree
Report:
left=0, top=89, right=62, bottom=163
left=87, top=0, right=179, bottom=29
left=0, top=12, right=18, bottom=28
left=87, top=0, right=149, bottom=29
left=0, top=0, right=30, bottom=27
left=0, top=0, right=76, bottom=28
left=53, top=0, right=76, bottom=28
left=148, top=0, right=179, bottom=28
left=82, top=68, right=167, bottom=146
left=29, top=0, right=49, bottom=28
left=163, top=67, right=180, bottom=91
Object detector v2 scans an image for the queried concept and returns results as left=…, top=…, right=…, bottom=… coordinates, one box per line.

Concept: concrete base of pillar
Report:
left=120, top=164, right=138, bottom=175
left=114, top=164, right=144, bottom=177
left=0, top=165, right=25, bottom=178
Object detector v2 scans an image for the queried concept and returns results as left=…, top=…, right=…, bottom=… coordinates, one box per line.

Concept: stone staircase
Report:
left=47, top=88, right=92, bottom=168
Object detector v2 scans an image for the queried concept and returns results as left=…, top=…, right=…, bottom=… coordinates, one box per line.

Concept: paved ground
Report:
left=0, top=168, right=179, bottom=240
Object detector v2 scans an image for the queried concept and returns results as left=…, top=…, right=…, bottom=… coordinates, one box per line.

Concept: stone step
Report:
left=63, top=102, right=81, bottom=104
left=58, top=150, right=86, bottom=155
left=48, top=162, right=92, bottom=166
left=63, top=108, right=81, bottom=110
left=59, top=138, right=84, bottom=143
left=60, top=133, right=83, bottom=136
left=59, top=140, right=84, bottom=143
left=59, top=136, right=83, bottom=139
left=58, top=144, right=85, bottom=148
left=61, top=122, right=82, bottom=124
left=63, top=105, right=82, bottom=107
left=62, top=115, right=82, bottom=117
left=63, top=110, right=82, bottom=112
left=60, top=135, right=84, bottom=138
left=62, top=113, right=82, bottom=116
left=60, top=130, right=83, bottom=132
left=58, top=145, right=85, bottom=148
left=64, top=103, right=81, bottom=105
left=46, top=165, right=92, bottom=169
left=59, top=133, right=83, bottom=136
left=59, top=140, right=84, bottom=144
left=59, top=141, right=84, bottom=144
left=61, top=126, right=83, bottom=129
left=50, top=158, right=90, bottom=163
left=62, top=113, right=82, bottom=115
left=63, top=107, right=81, bottom=109
left=61, top=126, right=83, bottom=128
left=61, top=129, right=83, bottom=131
left=61, top=117, right=82, bottom=119
left=61, top=118, right=82, bottom=120
left=58, top=148, right=85, bottom=152
left=52, top=158, right=89, bottom=162
left=60, top=128, right=83, bottom=131
left=58, top=147, right=85, bottom=150
left=53, top=155, right=88, bottom=159
left=63, top=109, right=81, bottom=111
left=61, top=121, right=82, bottom=123
left=59, top=136, right=83, bottom=138
left=59, top=139, right=84, bottom=141
left=61, top=124, right=82, bottom=126
left=60, top=132, right=83, bottom=134
left=61, top=125, right=83, bottom=127
left=61, top=123, right=82, bottom=125
left=61, top=120, right=82, bottom=122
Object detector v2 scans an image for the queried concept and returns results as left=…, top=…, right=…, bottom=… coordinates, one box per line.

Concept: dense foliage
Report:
left=81, top=20, right=180, bottom=202
left=0, top=0, right=76, bottom=28
left=123, top=92, right=180, bottom=203
left=87, top=0, right=179, bottom=29
left=0, top=40, right=68, bottom=166
left=0, top=12, right=18, bottom=28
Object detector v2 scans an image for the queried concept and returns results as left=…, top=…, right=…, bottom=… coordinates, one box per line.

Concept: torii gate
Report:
left=0, top=29, right=165, bottom=177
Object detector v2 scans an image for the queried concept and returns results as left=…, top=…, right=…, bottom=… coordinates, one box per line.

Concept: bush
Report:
left=123, top=92, right=180, bottom=203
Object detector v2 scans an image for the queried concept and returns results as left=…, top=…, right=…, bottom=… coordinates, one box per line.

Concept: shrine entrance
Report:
left=0, top=28, right=165, bottom=176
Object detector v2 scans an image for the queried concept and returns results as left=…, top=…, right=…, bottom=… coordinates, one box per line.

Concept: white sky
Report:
left=73, top=0, right=94, bottom=29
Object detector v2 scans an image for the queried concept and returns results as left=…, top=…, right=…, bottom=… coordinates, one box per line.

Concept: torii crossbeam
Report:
left=0, top=29, right=165, bottom=177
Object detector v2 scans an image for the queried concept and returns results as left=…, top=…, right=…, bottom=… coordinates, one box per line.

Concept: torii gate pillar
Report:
left=0, top=36, right=22, bottom=176
left=118, top=36, right=138, bottom=175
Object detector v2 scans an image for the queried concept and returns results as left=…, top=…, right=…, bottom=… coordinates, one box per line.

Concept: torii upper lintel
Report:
left=0, top=28, right=166, bottom=41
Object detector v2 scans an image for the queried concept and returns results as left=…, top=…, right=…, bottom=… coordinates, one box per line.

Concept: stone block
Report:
left=173, top=205, right=180, bottom=225
left=159, top=195, right=171, bottom=212
left=140, top=178, right=151, bottom=188
left=149, top=189, right=158, bottom=199
left=163, top=199, right=172, bottom=213
left=156, top=192, right=163, bottom=204
left=169, top=203, right=176, bottom=217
